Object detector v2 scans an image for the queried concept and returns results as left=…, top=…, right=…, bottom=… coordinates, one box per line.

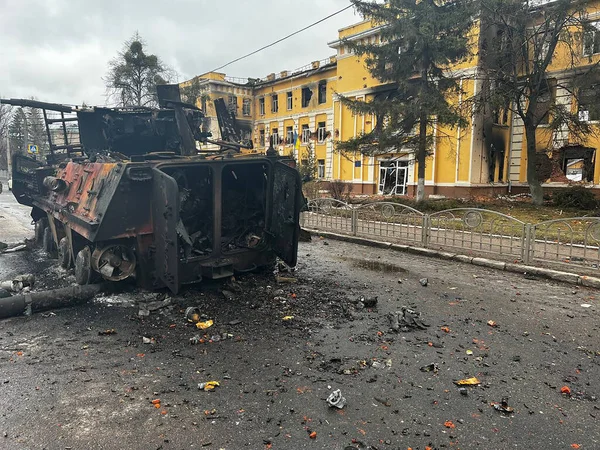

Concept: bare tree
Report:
left=104, top=32, right=177, bottom=107
left=478, top=0, right=599, bottom=204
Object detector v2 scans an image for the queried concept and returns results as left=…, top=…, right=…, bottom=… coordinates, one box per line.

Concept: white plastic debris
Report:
left=326, top=389, right=346, bottom=409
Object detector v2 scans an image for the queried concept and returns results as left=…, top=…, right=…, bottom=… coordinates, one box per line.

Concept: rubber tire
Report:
left=42, top=227, right=57, bottom=258
left=58, top=237, right=71, bottom=269
left=75, top=246, right=93, bottom=285
left=34, top=220, right=46, bottom=245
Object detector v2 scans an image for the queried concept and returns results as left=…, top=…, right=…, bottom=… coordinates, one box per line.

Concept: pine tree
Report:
left=338, top=0, right=477, bottom=201
left=9, top=108, right=26, bottom=155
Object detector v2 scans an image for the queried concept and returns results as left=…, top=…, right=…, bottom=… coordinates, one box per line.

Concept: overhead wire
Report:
left=210, top=4, right=354, bottom=73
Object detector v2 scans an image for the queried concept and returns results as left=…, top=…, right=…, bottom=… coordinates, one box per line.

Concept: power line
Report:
left=210, top=4, right=354, bottom=73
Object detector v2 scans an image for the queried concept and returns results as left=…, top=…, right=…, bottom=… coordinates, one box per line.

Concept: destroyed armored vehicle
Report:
left=2, top=86, right=302, bottom=294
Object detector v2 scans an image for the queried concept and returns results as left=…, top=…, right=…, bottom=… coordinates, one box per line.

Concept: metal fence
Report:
left=301, top=199, right=600, bottom=275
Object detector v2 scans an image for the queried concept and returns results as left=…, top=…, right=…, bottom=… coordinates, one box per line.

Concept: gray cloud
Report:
left=0, top=0, right=358, bottom=105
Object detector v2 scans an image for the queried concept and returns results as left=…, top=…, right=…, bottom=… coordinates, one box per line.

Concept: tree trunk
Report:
left=416, top=112, right=428, bottom=202
left=524, top=123, right=544, bottom=205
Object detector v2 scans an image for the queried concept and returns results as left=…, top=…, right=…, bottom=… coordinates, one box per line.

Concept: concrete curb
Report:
left=306, top=228, right=600, bottom=289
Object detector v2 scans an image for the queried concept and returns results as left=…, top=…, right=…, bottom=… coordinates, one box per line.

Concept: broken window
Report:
left=287, top=92, right=293, bottom=110
left=578, top=84, right=600, bottom=121
left=302, top=87, right=313, bottom=108
left=318, top=159, right=325, bottom=178
left=286, top=126, right=294, bottom=145
left=561, top=147, right=595, bottom=182
left=583, top=21, right=600, bottom=56
left=318, top=81, right=327, bottom=104
left=533, top=79, right=555, bottom=125
left=242, top=98, right=251, bottom=116
left=301, top=124, right=311, bottom=143
left=271, top=94, right=279, bottom=113
left=378, top=160, right=409, bottom=196
left=259, top=129, right=265, bottom=146
left=228, top=96, right=237, bottom=115
left=259, top=98, right=265, bottom=116
left=317, top=121, right=327, bottom=143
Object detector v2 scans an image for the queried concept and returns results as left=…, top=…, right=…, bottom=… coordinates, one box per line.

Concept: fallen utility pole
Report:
left=0, top=284, right=107, bottom=319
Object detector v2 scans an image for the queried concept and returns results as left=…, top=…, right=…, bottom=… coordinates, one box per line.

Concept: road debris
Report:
left=98, top=329, right=117, bottom=336
left=444, top=421, right=456, bottom=429
left=196, top=320, right=214, bottom=330
left=142, top=337, right=155, bottom=344
left=487, top=320, right=498, bottom=327
left=454, top=377, right=481, bottom=386
left=420, top=278, right=429, bottom=287
left=0, top=284, right=107, bottom=319
left=561, top=386, right=572, bottom=395
left=198, top=381, right=220, bottom=391
left=282, top=316, right=294, bottom=321
left=326, top=389, right=346, bottom=409
left=420, top=363, right=439, bottom=373
left=0, top=280, right=23, bottom=293
left=185, top=307, right=201, bottom=323
left=492, top=398, right=514, bottom=414
left=388, top=307, right=429, bottom=332
left=360, top=296, right=378, bottom=308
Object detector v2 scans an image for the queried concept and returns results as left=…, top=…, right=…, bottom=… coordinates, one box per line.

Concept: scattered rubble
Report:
left=326, top=389, right=346, bottom=409
left=388, top=307, right=429, bottom=332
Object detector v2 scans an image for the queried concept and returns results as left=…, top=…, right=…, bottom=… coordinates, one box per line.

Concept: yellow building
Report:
left=183, top=2, right=600, bottom=198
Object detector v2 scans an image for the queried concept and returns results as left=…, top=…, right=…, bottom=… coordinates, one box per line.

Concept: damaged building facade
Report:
left=183, top=4, right=600, bottom=198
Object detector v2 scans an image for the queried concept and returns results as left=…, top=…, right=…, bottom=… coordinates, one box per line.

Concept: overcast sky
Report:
left=0, top=0, right=359, bottom=106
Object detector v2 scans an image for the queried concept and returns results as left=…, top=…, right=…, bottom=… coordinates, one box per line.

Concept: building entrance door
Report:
left=378, top=160, right=408, bottom=195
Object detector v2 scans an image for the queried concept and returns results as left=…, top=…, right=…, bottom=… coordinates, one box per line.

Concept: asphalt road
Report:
left=0, top=188, right=34, bottom=244
left=0, top=197, right=599, bottom=450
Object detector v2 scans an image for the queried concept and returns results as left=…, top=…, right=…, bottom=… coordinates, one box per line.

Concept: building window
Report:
left=317, top=121, right=327, bottom=143
left=259, top=129, right=265, bottom=146
left=286, top=126, right=294, bottom=145
left=584, top=21, right=600, bottom=56
left=318, top=81, right=327, bottom=104
left=379, top=160, right=409, bottom=196
left=242, top=98, right=251, bottom=116
left=259, top=98, right=265, bottom=116
left=579, top=84, right=600, bottom=121
left=271, top=94, right=279, bottom=113
left=287, top=92, right=293, bottom=110
left=271, top=128, right=279, bottom=146
left=301, top=124, right=311, bottom=143
left=302, top=87, right=313, bottom=108
left=318, top=159, right=325, bottom=178
left=228, top=95, right=237, bottom=115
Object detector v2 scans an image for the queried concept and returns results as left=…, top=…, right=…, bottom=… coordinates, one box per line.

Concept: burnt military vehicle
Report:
left=2, top=86, right=302, bottom=294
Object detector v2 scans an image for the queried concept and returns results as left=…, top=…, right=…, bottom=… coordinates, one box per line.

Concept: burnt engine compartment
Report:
left=163, top=166, right=214, bottom=258
left=221, top=163, right=268, bottom=253
left=161, top=162, right=269, bottom=261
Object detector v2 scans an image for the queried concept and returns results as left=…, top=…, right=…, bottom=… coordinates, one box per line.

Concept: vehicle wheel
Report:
left=42, top=227, right=57, bottom=257
left=75, top=246, right=93, bottom=285
left=58, top=238, right=71, bottom=269
left=34, top=220, right=46, bottom=245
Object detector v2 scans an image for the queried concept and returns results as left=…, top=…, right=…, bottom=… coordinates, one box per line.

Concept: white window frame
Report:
left=287, top=92, right=293, bottom=110
left=317, top=123, right=327, bottom=143
left=271, top=94, right=279, bottom=113
left=301, top=126, right=311, bottom=144
left=317, top=159, right=325, bottom=178
left=286, top=127, right=294, bottom=145
left=271, top=129, right=279, bottom=146
left=242, top=98, right=251, bottom=116
left=259, top=98, right=265, bottom=116
left=583, top=21, right=600, bottom=56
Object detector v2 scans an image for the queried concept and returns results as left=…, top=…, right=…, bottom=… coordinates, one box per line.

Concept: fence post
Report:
left=523, top=223, right=532, bottom=265
left=351, top=209, right=358, bottom=236
left=421, top=215, right=430, bottom=248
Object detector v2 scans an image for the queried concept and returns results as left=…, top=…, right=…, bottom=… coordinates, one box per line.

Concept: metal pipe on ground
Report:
left=0, top=284, right=108, bottom=319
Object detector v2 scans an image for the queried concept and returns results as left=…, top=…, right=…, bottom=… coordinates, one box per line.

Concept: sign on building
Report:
left=27, top=144, right=38, bottom=154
